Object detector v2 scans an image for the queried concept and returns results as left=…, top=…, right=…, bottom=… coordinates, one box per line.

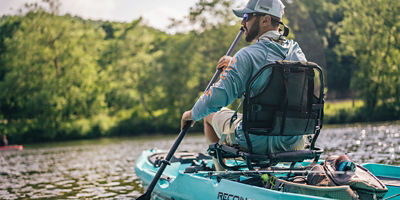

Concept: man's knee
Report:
left=204, top=113, right=215, bottom=125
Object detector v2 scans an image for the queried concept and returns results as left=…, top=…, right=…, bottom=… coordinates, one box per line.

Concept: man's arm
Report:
left=190, top=49, right=252, bottom=121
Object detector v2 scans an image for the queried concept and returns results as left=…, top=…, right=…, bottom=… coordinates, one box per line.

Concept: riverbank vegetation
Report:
left=0, top=0, right=399, bottom=143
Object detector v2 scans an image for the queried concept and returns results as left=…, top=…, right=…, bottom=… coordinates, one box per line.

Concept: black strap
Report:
left=229, top=96, right=244, bottom=128
left=273, top=179, right=285, bottom=191
left=307, top=69, right=314, bottom=113
left=250, top=104, right=302, bottom=112
left=304, top=69, right=315, bottom=132
left=228, top=95, right=253, bottom=153
left=244, top=130, right=253, bottom=154
left=279, top=68, right=289, bottom=136
left=311, top=103, right=324, bottom=110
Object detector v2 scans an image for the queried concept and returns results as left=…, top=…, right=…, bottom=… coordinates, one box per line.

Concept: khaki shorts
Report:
left=211, top=108, right=242, bottom=145
left=212, top=108, right=306, bottom=151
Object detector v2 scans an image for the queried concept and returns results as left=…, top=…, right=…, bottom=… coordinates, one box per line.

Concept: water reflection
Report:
left=0, top=123, right=399, bottom=199
left=0, top=137, right=165, bottom=199
left=318, top=123, right=400, bottom=165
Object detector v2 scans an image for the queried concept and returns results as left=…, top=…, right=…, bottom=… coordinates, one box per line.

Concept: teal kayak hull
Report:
left=362, top=163, right=400, bottom=199
left=135, top=149, right=400, bottom=200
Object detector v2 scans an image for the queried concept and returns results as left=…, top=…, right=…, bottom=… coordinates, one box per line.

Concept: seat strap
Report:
left=307, top=69, right=314, bottom=113
left=279, top=68, right=289, bottom=135
left=218, top=134, right=227, bottom=145
left=305, top=69, right=315, bottom=132
left=229, top=95, right=253, bottom=153
left=273, top=179, right=285, bottom=191
left=229, top=95, right=244, bottom=128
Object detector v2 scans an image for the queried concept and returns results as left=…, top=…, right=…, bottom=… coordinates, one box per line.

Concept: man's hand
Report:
left=181, top=110, right=195, bottom=130
left=216, top=56, right=233, bottom=71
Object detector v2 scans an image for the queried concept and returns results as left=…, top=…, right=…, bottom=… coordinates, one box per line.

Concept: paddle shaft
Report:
left=138, top=121, right=191, bottom=200
left=205, top=27, right=244, bottom=91
left=138, top=28, right=244, bottom=200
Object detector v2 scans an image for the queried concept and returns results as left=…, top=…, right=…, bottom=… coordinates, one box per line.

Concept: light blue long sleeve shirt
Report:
left=191, top=31, right=307, bottom=154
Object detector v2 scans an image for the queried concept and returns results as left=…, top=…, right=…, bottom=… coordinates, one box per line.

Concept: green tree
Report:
left=284, top=0, right=356, bottom=98
left=152, top=0, right=247, bottom=127
left=0, top=6, right=106, bottom=141
left=336, top=0, right=400, bottom=115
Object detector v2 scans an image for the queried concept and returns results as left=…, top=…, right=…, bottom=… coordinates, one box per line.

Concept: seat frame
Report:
left=208, top=61, right=325, bottom=170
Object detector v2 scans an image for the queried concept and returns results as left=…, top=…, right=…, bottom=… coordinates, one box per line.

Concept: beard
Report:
left=245, top=17, right=260, bottom=42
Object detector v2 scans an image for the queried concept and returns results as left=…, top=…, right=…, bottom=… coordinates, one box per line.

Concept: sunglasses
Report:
left=243, top=13, right=284, bottom=25
left=242, top=13, right=289, bottom=37
left=243, top=13, right=265, bottom=22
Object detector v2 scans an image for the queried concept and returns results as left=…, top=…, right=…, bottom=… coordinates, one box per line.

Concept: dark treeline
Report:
left=0, top=0, right=399, bottom=143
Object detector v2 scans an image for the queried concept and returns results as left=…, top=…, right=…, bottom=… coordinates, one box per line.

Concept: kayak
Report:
left=0, top=145, right=23, bottom=151
left=135, top=149, right=400, bottom=200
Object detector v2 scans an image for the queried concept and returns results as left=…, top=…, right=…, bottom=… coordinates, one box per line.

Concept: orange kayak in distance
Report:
left=0, top=145, right=23, bottom=151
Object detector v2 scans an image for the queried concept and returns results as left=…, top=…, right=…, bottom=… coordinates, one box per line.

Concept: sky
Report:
left=0, top=0, right=247, bottom=32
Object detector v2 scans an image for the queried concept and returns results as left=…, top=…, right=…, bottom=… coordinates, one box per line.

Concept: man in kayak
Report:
left=181, top=0, right=307, bottom=169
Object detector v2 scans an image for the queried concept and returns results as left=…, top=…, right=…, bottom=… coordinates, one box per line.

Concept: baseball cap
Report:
left=233, top=0, right=285, bottom=19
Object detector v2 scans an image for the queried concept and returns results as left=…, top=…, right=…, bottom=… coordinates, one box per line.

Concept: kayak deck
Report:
left=135, top=149, right=400, bottom=200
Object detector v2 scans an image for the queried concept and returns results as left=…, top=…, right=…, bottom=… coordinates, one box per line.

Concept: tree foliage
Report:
left=336, top=0, right=400, bottom=114
left=0, top=3, right=107, bottom=141
left=284, top=0, right=356, bottom=98
left=0, top=0, right=399, bottom=142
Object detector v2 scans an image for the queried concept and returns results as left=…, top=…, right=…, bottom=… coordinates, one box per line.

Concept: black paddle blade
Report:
left=136, top=121, right=192, bottom=200
left=136, top=191, right=151, bottom=200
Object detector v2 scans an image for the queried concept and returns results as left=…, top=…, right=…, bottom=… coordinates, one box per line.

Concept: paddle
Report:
left=137, top=120, right=192, bottom=200
left=137, top=27, right=244, bottom=200
left=205, top=27, right=245, bottom=91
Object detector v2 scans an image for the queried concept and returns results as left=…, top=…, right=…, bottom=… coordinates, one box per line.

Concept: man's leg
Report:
left=203, top=113, right=226, bottom=171
left=203, top=113, right=219, bottom=144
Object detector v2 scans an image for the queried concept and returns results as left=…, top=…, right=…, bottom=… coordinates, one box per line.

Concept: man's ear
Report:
left=261, top=15, right=271, bottom=26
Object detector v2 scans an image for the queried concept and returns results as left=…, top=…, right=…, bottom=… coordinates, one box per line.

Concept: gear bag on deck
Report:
left=307, top=155, right=388, bottom=199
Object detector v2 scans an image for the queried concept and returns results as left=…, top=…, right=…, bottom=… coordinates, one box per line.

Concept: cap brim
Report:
left=232, top=8, right=255, bottom=18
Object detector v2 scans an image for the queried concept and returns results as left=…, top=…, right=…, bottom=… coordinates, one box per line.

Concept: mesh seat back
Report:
left=243, top=61, right=324, bottom=136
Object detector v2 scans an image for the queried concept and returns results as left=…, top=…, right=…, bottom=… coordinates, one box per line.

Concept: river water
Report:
left=1, top=122, right=399, bottom=199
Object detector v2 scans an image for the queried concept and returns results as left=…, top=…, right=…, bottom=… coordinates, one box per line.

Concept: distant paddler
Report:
left=0, top=134, right=8, bottom=146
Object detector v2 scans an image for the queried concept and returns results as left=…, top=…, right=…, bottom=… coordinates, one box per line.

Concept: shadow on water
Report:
left=0, top=122, right=399, bottom=199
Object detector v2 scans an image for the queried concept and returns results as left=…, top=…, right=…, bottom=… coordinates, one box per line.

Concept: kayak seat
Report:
left=208, top=61, right=325, bottom=170
left=208, top=143, right=324, bottom=170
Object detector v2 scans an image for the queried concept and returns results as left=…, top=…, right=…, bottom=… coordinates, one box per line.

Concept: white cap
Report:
left=233, top=0, right=285, bottom=19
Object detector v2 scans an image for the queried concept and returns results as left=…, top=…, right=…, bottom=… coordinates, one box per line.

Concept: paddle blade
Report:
left=136, top=121, right=192, bottom=200
left=136, top=191, right=151, bottom=200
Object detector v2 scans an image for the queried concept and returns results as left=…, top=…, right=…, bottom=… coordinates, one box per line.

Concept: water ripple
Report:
left=0, top=123, right=399, bottom=199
